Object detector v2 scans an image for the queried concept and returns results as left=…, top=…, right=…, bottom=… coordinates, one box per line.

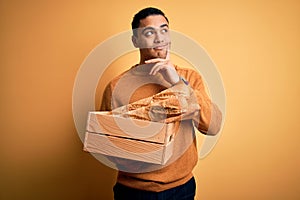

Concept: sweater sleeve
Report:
left=179, top=69, right=222, bottom=135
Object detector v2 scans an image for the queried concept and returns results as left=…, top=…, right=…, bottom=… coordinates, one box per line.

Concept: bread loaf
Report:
left=111, top=81, right=197, bottom=123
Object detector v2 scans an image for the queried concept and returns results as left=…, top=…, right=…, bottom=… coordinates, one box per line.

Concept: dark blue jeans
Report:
left=113, top=177, right=196, bottom=200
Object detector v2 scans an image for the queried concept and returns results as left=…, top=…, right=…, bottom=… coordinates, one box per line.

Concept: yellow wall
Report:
left=1, top=0, right=300, bottom=199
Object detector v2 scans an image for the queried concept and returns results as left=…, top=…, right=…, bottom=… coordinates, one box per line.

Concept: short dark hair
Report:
left=131, top=7, right=169, bottom=36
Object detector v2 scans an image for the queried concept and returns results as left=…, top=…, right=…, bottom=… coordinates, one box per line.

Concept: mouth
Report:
left=152, top=44, right=168, bottom=50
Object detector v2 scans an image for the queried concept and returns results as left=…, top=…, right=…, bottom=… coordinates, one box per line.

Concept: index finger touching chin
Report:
left=166, top=49, right=170, bottom=60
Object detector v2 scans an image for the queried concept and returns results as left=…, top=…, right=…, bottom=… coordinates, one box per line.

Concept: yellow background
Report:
left=1, top=0, right=300, bottom=199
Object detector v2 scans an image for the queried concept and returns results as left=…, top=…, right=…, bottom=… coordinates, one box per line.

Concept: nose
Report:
left=154, top=32, right=164, bottom=43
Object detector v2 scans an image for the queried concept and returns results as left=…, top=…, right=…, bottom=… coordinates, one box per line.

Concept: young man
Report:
left=100, top=7, right=222, bottom=200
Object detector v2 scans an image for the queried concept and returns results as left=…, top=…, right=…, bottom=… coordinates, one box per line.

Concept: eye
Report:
left=144, top=30, right=154, bottom=37
left=161, top=28, right=168, bottom=34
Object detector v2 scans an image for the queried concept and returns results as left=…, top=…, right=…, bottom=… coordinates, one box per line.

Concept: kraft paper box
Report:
left=83, top=111, right=176, bottom=165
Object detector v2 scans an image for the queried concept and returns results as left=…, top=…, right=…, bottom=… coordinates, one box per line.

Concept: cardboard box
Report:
left=84, top=111, right=176, bottom=165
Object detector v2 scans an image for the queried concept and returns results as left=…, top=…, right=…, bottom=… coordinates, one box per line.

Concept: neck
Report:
left=139, top=51, right=148, bottom=65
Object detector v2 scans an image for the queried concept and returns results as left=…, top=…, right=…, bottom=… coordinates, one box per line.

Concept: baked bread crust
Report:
left=111, top=81, right=196, bottom=122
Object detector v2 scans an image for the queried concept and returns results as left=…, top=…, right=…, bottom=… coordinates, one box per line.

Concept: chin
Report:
left=154, top=50, right=168, bottom=58
left=158, top=53, right=167, bottom=59
left=143, top=48, right=168, bottom=60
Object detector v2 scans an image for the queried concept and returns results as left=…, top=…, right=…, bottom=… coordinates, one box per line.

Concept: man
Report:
left=100, top=7, right=222, bottom=200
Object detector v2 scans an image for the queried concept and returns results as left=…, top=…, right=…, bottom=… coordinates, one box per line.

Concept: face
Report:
left=132, top=15, right=171, bottom=60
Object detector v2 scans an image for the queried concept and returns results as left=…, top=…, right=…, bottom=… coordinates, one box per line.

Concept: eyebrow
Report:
left=141, top=24, right=169, bottom=34
left=160, top=24, right=169, bottom=28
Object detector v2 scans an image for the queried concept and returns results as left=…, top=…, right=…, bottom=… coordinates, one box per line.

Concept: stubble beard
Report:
left=140, top=43, right=170, bottom=62
left=156, top=49, right=168, bottom=59
left=147, top=48, right=168, bottom=60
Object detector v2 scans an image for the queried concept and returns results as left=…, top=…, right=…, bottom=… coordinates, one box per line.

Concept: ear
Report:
left=132, top=35, right=139, bottom=48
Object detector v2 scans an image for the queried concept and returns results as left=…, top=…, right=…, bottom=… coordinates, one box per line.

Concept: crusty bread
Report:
left=111, top=82, right=195, bottom=122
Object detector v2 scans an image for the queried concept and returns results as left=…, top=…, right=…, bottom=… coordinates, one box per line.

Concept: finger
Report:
left=145, top=58, right=165, bottom=63
left=166, top=49, right=170, bottom=60
left=149, top=62, right=162, bottom=75
left=149, top=62, right=164, bottom=75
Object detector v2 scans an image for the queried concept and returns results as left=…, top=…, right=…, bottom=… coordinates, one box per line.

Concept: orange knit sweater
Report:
left=100, top=65, right=222, bottom=192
